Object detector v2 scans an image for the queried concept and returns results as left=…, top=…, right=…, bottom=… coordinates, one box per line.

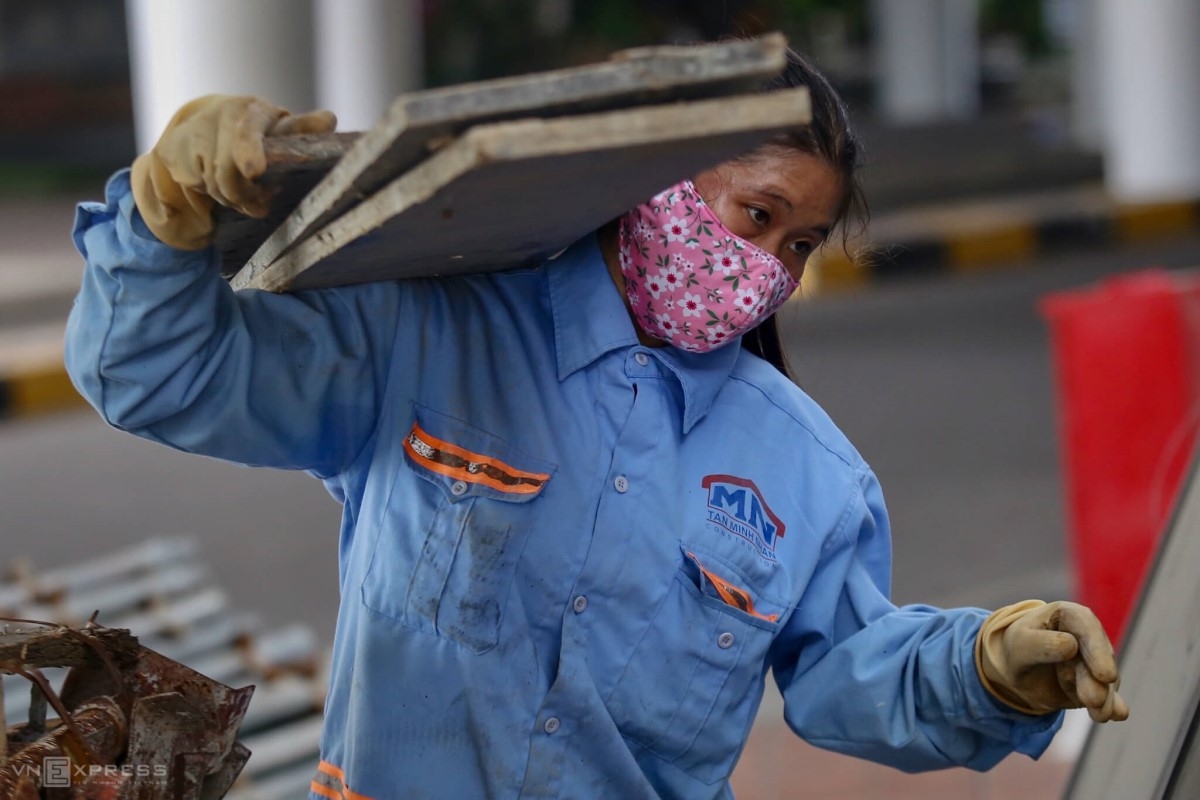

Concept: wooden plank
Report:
left=1065, top=455, right=1200, bottom=800
left=230, top=88, right=811, bottom=293
left=214, top=133, right=360, bottom=275
left=218, top=34, right=788, bottom=276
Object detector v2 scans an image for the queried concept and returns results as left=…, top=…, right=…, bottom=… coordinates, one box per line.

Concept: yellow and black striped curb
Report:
left=812, top=197, right=1200, bottom=292
left=4, top=197, right=1200, bottom=421
left=0, top=365, right=86, bottom=421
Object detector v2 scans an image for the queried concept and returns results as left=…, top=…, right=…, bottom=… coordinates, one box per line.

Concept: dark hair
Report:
left=740, top=48, right=867, bottom=379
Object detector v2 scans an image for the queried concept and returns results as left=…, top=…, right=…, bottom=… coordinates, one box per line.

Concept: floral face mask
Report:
left=617, top=180, right=799, bottom=353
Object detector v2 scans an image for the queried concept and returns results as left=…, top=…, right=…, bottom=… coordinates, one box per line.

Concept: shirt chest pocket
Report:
left=605, top=545, right=784, bottom=784
left=361, top=405, right=556, bottom=654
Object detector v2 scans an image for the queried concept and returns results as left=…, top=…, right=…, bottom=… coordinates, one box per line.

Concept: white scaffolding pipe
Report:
left=125, top=0, right=316, bottom=152
left=314, top=0, right=423, bottom=133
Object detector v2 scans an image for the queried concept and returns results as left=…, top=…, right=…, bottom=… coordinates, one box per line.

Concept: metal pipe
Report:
left=103, top=586, right=228, bottom=640
left=236, top=716, right=324, bottom=778
left=32, top=538, right=198, bottom=598
left=226, top=760, right=320, bottom=800
left=187, top=623, right=318, bottom=685
left=240, top=675, right=325, bottom=733
left=141, top=611, right=260, bottom=662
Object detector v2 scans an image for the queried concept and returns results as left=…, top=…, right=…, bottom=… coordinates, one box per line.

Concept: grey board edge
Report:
left=1064, top=452, right=1200, bottom=800
left=241, top=34, right=789, bottom=273
left=230, top=87, right=811, bottom=293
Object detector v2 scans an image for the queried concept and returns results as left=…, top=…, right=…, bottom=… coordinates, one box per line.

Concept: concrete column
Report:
left=872, top=0, right=980, bottom=124
left=314, top=0, right=423, bottom=133
left=125, top=0, right=315, bottom=152
left=1096, top=0, right=1200, bottom=202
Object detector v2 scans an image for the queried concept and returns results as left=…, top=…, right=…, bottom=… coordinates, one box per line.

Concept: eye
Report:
left=788, top=241, right=814, bottom=258
left=747, top=206, right=770, bottom=226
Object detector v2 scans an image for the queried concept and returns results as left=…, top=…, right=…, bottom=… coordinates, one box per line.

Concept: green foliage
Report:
left=981, top=0, right=1053, bottom=56
left=423, top=0, right=870, bottom=85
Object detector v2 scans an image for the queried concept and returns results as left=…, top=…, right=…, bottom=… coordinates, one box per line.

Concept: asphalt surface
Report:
left=4, top=234, right=1200, bottom=643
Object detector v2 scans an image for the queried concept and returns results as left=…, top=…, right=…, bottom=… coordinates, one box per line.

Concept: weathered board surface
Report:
left=229, top=88, right=811, bottom=292
left=218, top=34, right=788, bottom=276
left=1065, top=455, right=1200, bottom=800
left=214, top=132, right=360, bottom=275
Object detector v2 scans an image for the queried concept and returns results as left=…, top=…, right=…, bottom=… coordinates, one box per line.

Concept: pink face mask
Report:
left=617, top=180, right=799, bottom=353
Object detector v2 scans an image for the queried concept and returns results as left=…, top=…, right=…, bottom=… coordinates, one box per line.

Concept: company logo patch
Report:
left=702, top=474, right=785, bottom=560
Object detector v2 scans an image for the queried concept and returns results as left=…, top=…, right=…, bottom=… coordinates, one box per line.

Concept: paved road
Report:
left=4, top=234, right=1200, bottom=643
left=790, top=235, right=1200, bottom=607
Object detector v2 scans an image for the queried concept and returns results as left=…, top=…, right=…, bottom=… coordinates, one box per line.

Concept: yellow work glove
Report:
left=130, top=95, right=337, bottom=250
left=976, top=599, right=1129, bottom=722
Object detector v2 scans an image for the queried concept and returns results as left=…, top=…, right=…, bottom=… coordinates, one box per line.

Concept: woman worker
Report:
left=64, top=48, right=1127, bottom=799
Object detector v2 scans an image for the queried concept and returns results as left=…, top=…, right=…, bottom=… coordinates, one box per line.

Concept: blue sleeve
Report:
left=772, top=468, right=1062, bottom=772
left=64, top=169, right=404, bottom=478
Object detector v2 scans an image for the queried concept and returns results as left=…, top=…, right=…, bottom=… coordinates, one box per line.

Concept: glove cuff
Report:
left=975, top=599, right=1053, bottom=716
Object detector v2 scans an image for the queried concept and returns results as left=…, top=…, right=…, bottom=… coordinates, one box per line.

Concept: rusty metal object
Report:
left=1, top=621, right=254, bottom=800
left=1, top=539, right=331, bottom=800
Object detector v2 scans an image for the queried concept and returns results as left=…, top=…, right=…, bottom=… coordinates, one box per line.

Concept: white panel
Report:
left=1067, top=458, right=1200, bottom=799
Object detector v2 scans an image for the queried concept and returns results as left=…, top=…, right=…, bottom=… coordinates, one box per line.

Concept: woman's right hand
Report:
left=130, top=95, right=336, bottom=251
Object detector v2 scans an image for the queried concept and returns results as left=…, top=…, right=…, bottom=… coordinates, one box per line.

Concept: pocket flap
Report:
left=403, top=404, right=555, bottom=503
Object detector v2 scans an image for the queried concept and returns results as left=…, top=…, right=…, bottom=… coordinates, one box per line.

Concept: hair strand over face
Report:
left=740, top=47, right=868, bottom=382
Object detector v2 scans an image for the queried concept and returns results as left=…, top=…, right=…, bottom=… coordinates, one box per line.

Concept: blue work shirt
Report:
left=65, top=170, right=1060, bottom=800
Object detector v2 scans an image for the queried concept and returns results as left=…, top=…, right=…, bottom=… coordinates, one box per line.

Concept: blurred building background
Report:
left=2, top=0, right=1198, bottom=207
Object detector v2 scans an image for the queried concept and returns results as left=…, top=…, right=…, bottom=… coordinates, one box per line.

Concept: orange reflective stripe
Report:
left=314, top=761, right=377, bottom=800
left=688, top=553, right=779, bottom=623
left=404, top=423, right=549, bottom=495
left=404, top=443, right=537, bottom=494
left=310, top=781, right=341, bottom=800
left=411, top=425, right=548, bottom=482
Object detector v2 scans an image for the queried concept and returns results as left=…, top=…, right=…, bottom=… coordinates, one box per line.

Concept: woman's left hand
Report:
left=975, top=599, right=1130, bottom=722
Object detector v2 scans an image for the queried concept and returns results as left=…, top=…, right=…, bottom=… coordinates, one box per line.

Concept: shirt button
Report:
left=614, top=475, right=629, bottom=493
left=573, top=595, right=588, bottom=614
left=450, top=480, right=468, bottom=496
left=635, top=352, right=649, bottom=366
left=718, top=632, right=735, bottom=649
left=543, top=717, right=561, bottom=734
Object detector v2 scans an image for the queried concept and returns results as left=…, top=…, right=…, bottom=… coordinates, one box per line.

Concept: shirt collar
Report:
left=546, top=233, right=741, bottom=434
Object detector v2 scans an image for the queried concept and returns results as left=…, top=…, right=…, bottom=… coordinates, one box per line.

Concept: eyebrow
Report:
left=756, top=189, right=794, bottom=211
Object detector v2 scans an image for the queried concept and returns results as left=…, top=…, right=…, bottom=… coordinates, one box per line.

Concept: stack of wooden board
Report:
left=218, top=34, right=811, bottom=293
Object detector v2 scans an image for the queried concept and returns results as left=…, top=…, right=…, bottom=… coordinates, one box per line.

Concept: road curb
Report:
left=5, top=194, right=1200, bottom=421
left=811, top=195, right=1200, bottom=292
left=0, top=363, right=86, bottom=421
left=0, top=324, right=87, bottom=422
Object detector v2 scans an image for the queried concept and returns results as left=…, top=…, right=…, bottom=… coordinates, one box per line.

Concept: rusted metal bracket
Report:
left=2, top=538, right=329, bottom=800
left=1, top=622, right=253, bottom=800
